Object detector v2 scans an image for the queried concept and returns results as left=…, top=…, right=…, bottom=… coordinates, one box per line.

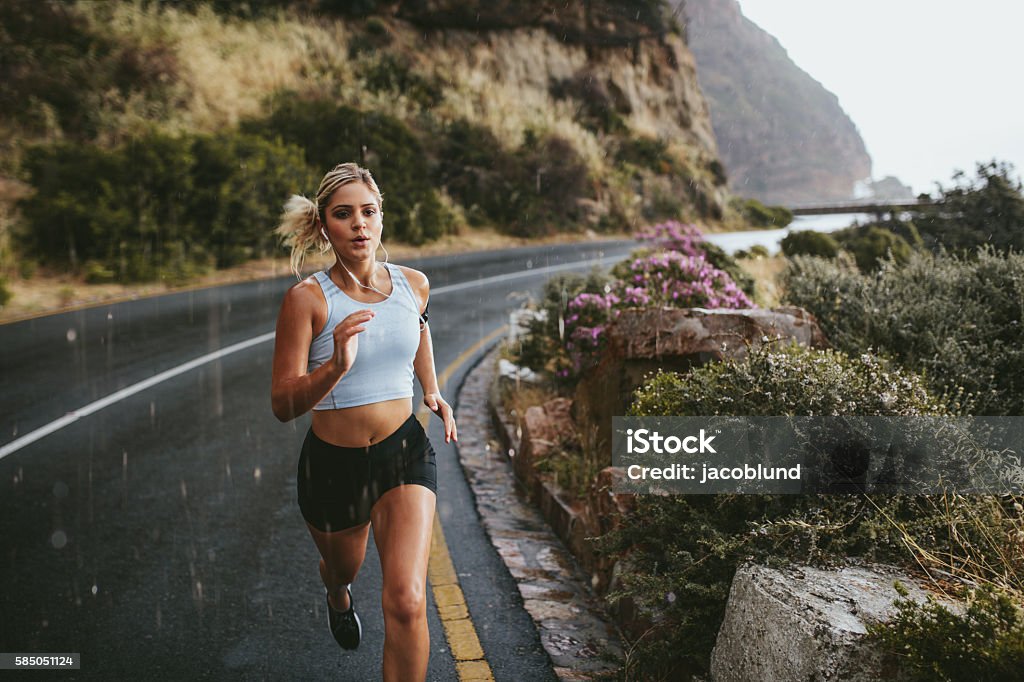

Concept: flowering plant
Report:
left=634, top=220, right=705, bottom=257
left=563, top=291, right=620, bottom=373
left=618, top=251, right=754, bottom=309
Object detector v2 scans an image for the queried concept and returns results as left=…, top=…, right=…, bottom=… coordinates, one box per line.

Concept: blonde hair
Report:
left=276, top=162, right=384, bottom=279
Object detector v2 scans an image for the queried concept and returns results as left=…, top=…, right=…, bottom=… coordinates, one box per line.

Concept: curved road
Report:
left=0, top=240, right=636, bottom=680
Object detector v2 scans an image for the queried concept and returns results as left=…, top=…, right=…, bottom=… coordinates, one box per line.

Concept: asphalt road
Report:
left=0, top=239, right=636, bottom=681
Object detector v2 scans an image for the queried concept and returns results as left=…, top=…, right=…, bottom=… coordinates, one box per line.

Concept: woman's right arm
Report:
left=270, top=283, right=375, bottom=421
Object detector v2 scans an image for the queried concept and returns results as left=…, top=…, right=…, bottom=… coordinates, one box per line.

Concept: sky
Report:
left=736, top=0, right=1023, bottom=196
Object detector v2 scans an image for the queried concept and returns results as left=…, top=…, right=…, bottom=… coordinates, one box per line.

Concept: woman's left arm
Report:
left=406, top=267, right=457, bottom=443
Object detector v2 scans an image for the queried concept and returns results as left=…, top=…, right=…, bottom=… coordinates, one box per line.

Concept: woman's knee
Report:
left=382, top=582, right=426, bottom=626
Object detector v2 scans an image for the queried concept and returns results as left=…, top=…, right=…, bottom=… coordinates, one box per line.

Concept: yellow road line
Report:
left=417, top=325, right=507, bottom=682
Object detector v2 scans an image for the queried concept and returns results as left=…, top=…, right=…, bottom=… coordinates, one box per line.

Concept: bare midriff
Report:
left=311, top=397, right=414, bottom=447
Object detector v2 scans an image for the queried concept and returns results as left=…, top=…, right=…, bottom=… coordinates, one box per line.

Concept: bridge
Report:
left=788, top=199, right=932, bottom=217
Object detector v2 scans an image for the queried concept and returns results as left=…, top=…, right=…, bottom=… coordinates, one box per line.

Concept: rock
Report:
left=575, top=306, right=830, bottom=458
left=606, top=306, right=830, bottom=361
left=508, top=308, right=546, bottom=344
left=497, top=357, right=541, bottom=387
left=517, top=397, right=575, bottom=486
left=710, top=562, right=950, bottom=682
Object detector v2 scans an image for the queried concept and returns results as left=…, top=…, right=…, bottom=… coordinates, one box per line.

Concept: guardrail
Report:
left=788, top=200, right=933, bottom=216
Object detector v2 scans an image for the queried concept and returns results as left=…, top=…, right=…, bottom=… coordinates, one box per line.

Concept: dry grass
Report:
left=737, top=253, right=787, bottom=307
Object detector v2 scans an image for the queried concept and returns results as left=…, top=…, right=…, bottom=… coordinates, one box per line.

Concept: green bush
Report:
left=361, top=53, right=442, bottom=109
left=510, top=270, right=613, bottom=379
left=20, top=132, right=194, bottom=279
left=912, top=161, right=1024, bottom=255
left=0, top=274, right=11, bottom=307
left=737, top=241, right=770, bottom=258
left=438, top=121, right=591, bottom=236
left=189, top=131, right=317, bottom=267
left=868, top=585, right=1024, bottom=682
left=615, top=135, right=681, bottom=175
left=549, top=71, right=628, bottom=134
left=781, top=248, right=1024, bottom=415
left=832, top=224, right=914, bottom=272
left=18, top=130, right=313, bottom=279
left=598, top=343, right=1005, bottom=680
left=733, top=197, right=794, bottom=228
left=780, top=229, right=840, bottom=259
left=243, top=97, right=450, bottom=243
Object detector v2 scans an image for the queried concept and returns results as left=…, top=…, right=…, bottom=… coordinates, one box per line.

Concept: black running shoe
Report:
left=326, top=585, right=361, bottom=650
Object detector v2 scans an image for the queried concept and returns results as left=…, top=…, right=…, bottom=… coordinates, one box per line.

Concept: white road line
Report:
left=0, top=253, right=626, bottom=460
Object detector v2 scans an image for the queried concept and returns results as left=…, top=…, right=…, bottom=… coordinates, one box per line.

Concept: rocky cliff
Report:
left=679, top=0, right=872, bottom=204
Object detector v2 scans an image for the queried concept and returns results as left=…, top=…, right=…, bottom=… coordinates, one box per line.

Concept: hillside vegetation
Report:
left=0, top=0, right=736, bottom=290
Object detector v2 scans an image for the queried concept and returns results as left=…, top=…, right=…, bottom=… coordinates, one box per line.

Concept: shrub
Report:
left=0, top=275, right=11, bottom=307
left=614, top=251, right=753, bottom=310
left=912, top=160, right=1024, bottom=254
left=598, top=343, right=1010, bottom=679
left=189, top=131, right=317, bottom=267
left=514, top=221, right=755, bottom=379
left=438, top=121, right=590, bottom=236
left=868, top=585, right=1024, bottom=682
left=19, top=132, right=194, bottom=279
left=549, top=71, right=627, bottom=134
left=511, top=270, right=613, bottom=379
left=18, top=130, right=313, bottom=279
left=833, top=224, right=914, bottom=272
left=243, top=97, right=447, bottom=243
left=781, top=247, right=1024, bottom=415
left=0, top=1, right=177, bottom=140
left=615, top=135, right=678, bottom=175
left=626, top=220, right=756, bottom=298
left=780, top=229, right=840, bottom=259
left=361, top=53, right=443, bottom=109
left=740, top=245, right=774, bottom=259
left=733, top=197, right=794, bottom=228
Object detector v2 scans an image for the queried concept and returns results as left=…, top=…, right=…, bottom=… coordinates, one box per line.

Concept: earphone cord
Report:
left=336, top=242, right=392, bottom=299
left=325, top=238, right=427, bottom=328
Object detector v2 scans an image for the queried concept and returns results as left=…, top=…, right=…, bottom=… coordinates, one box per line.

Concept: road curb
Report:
left=454, top=347, right=623, bottom=680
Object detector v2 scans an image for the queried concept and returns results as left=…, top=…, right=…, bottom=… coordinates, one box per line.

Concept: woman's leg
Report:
left=371, top=484, right=436, bottom=682
left=306, top=521, right=371, bottom=611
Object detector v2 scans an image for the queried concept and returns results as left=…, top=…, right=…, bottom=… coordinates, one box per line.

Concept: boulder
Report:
left=710, top=562, right=951, bottom=682
left=606, top=306, right=830, bottom=361
left=575, top=306, right=830, bottom=457
left=517, top=397, right=575, bottom=486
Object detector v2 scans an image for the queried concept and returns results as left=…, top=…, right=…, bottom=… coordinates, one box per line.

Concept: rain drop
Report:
left=91, top=584, right=98, bottom=596
left=51, top=530, right=68, bottom=549
left=253, top=467, right=262, bottom=481
left=66, top=328, right=77, bottom=342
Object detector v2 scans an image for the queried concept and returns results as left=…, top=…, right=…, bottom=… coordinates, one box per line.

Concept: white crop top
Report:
left=306, top=264, right=422, bottom=409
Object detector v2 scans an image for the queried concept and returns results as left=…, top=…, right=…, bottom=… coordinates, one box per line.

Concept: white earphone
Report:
left=320, top=225, right=393, bottom=300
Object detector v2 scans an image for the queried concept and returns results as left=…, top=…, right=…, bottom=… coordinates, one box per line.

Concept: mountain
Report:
left=679, top=0, right=872, bottom=204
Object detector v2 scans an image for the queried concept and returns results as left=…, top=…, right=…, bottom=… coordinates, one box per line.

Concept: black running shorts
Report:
left=297, top=414, right=437, bottom=532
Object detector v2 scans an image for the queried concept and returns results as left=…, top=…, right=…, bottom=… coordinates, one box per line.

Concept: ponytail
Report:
left=276, top=194, right=327, bottom=280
